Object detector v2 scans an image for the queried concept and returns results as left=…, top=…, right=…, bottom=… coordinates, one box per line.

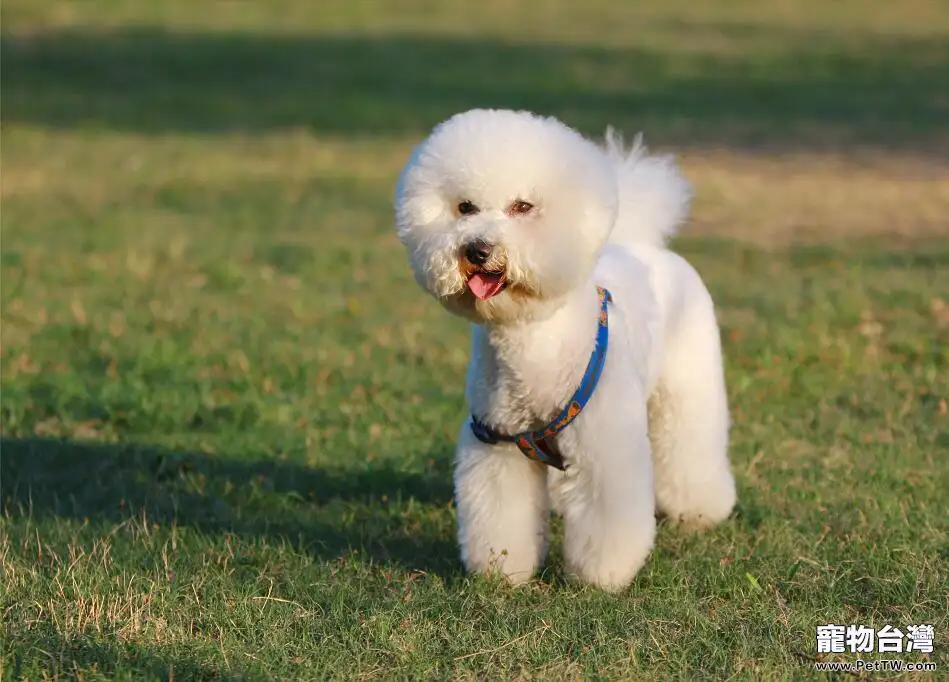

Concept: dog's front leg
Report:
left=453, top=421, right=549, bottom=584
left=560, top=409, right=657, bottom=591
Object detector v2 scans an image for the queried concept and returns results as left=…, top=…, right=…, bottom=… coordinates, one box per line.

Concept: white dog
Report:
left=394, top=109, right=736, bottom=591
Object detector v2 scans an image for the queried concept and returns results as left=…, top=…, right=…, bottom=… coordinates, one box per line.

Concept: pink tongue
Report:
left=468, top=272, right=505, bottom=300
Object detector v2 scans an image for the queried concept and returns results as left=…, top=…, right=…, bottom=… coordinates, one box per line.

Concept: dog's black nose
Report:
left=464, top=240, right=493, bottom=266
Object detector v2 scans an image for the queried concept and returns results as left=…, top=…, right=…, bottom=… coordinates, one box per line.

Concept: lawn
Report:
left=1, top=0, right=948, bottom=679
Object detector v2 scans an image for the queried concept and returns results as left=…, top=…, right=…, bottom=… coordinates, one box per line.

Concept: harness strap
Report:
left=470, top=286, right=613, bottom=470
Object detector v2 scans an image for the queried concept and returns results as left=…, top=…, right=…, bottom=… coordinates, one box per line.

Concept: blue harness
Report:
left=470, top=287, right=613, bottom=471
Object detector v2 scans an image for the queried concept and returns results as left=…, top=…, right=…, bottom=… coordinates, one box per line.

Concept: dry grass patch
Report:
left=684, top=150, right=949, bottom=244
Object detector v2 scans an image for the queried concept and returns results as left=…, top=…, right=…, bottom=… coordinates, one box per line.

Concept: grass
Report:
left=1, top=0, right=948, bottom=679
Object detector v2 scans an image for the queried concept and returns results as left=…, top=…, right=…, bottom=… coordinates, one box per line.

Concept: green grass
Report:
left=2, top=1, right=948, bottom=679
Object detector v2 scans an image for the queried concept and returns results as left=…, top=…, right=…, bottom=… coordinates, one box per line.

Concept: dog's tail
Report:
left=603, top=128, right=691, bottom=249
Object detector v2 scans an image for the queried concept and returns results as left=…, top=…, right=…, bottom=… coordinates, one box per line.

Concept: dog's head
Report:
left=394, top=109, right=617, bottom=324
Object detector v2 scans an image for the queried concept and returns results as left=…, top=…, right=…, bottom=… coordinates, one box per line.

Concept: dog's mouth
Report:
left=467, top=269, right=508, bottom=300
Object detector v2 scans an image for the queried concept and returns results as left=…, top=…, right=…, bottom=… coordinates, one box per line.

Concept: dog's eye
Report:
left=457, top=200, right=480, bottom=216
left=508, top=200, right=534, bottom=216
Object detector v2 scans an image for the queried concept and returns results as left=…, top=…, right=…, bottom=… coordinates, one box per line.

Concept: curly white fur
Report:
left=395, top=109, right=736, bottom=591
left=604, top=128, right=692, bottom=249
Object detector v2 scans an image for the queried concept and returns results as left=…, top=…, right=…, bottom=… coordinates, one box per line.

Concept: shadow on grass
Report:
left=0, top=437, right=459, bottom=577
left=6, top=623, right=234, bottom=682
left=2, top=26, right=948, bottom=152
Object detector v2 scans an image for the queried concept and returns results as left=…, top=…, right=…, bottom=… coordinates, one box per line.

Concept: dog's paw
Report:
left=566, top=552, right=645, bottom=592
left=662, top=511, right=727, bottom=532
left=462, top=546, right=539, bottom=585
left=564, top=522, right=655, bottom=592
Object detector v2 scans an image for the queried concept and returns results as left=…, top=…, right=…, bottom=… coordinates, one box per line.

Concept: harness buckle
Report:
left=470, top=419, right=499, bottom=445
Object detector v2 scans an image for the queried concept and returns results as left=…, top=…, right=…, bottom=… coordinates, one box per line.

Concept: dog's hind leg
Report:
left=453, top=421, right=549, bottom=584
left=649, top=299, right=736, bottom=528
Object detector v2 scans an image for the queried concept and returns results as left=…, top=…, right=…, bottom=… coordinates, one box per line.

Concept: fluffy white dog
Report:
left=394, top=109, right=736, bottom=591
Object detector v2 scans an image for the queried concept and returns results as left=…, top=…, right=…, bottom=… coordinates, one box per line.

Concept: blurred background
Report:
left=4, top=0, right=948, bottom=242
left=2, top=1, right=947, bottom=679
